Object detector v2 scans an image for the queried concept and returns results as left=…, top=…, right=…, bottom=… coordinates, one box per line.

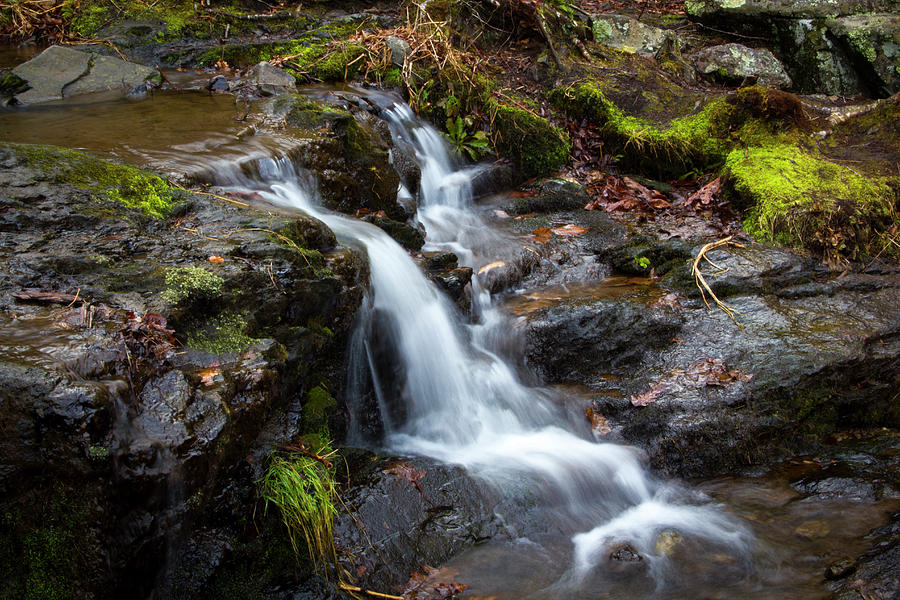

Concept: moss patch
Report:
left=162, top=266, right=224, bottom=304
left=488, top=100, right=570, bottom=178
left=726, top=144, right=895, bottom=260
left=185, top=311, right=259, bottom=354
left=3, top=142, right=180, bottom=218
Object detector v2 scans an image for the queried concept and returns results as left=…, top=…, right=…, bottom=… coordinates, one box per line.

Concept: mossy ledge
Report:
left=1, top=142, right=181, bottom=218
left=726, top=143, right=896, bottom=261
left=487, top=99, right=570, bottom=179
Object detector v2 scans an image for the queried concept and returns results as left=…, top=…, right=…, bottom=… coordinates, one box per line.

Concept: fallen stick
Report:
left=338, top=584, right=403, bottom=600
left=692, top=235, right=745, bottom=326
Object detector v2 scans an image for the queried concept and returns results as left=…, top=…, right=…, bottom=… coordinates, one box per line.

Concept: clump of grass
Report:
left=259, top=445, right=338, bottom=576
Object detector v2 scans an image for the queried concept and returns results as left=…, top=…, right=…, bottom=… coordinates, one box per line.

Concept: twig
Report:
left=692, top=235, right=746, bottom=326
left=168, top=180, right=250, bottom=207
left=338, top=584, right=403, bottom=600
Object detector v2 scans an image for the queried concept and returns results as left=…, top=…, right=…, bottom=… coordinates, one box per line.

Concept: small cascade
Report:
left=213, top=98, right=752, bottom=595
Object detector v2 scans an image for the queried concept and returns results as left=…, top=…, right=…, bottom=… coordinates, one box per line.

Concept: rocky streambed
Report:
left=1, top=0, right=899, bottom=598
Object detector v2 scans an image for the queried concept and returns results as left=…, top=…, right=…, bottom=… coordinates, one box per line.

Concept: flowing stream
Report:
left=212, top=97, right=753, bottom=597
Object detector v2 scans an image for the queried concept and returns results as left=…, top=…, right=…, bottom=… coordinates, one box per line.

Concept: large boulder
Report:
left=10, top=45, right=158, bottom=104
left=690, top=43, right=793, bottom=88
left=685, top=0, right=900, bottom=96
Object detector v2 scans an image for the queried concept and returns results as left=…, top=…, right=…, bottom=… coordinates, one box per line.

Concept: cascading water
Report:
left=215, top=97, right=752, bottom=597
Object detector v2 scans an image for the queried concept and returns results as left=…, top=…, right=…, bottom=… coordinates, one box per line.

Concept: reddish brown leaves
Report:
left=355, top=208, right=389, bottom=218
left=403, top=566, right=468, bottom=600
left=683, top=358, right=753, bottom=387
left=584, top=175, right=670, bottom=213
left=208, top=255, right=225, bottom=263
left=630, top=384, right=668, bottom=407
left=529, top=224, right=589, bottom=243
left=683, top=177, right=724, bottom=210
left=120, top=312, right=176, bottom=377
left=383, top=461, right=428, bottom=501
left=629, top=358, right=752, bottom=407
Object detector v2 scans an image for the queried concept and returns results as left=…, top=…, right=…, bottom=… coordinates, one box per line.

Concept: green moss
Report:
left=846, top=27, right=877, bottom=63
left=488, top=100, right=570, bottom=178
left=0, top=487, right=93, bottom=600
left=302, top=385, right=337, bottom=435
left=185, top=311, right=259, bottom=354
left=68, top=0, right=197, bottom=39
left=162, top=266, right=224, bottom=304
left=0, top=71, right=29, bottom=96
left=3, top=142, right=179, bottom=218
left=726, top=144, right=895, bottom=259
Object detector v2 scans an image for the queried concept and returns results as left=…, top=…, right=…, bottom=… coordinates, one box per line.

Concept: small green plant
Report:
left=636, top=256, right=651, bottom=270
left=161, top=266, right=223, bottom=304
left=444, top=116, right=490, bottom=161
left=259, top=445, right=338, bottom=576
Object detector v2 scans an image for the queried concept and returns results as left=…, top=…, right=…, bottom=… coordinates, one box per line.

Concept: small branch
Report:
left=338, top=584, right=404, bottom=600
left=692, top=236, right=746, bottom=326
left=535, top=7, right=567, bottom=73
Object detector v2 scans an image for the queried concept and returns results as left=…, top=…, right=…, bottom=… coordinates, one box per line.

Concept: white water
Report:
left=217, top=99, right=751, bottom=593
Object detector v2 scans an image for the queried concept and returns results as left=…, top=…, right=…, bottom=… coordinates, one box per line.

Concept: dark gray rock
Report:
left=385, top=35, right=412, bottom=67
left=505, top=177, right=590, bottom=215
left=11, top=45, right=157, bottom=104
left=248, top=61, right=296, bottom=95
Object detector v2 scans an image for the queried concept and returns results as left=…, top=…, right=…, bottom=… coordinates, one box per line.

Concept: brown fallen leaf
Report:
left=208, top=255, right=225, bottom=263
left=684, top=177, right=724, bottom=209
left=551, top=224, right=589, bottom=236
left=630, top=383, right=668, bottom=407
left=530, top=227, right=553, bottom=243
left=585, top=406, right=612, bottom=435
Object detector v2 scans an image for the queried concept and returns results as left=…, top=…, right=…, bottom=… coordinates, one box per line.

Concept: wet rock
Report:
left=11, top=45, right=157, bottom=104
left=828, top=513, right=900, bottom=599
left=825, top=558, right=857, bottom=580
left=428, top=267, right=473, bottom=310
left=524, top=297, right=684, bottom=383
left=207, top=74, right=230, bottom=92
left=591, top=14, right=668, bottom=57
left=361, top=214, right=425, bottom=251
left=265, top=94, right=402, bottom=217
left=248, top=61, right=296, bottom=96
left=609, top=542, right=643, bottom=562
left=691, top=43, right=792, bottom=88
left=0, top=142, right=366, bottom=598
left=334, top=451, right=502, bottom=591
left=505, top=177, right=590, bottom=215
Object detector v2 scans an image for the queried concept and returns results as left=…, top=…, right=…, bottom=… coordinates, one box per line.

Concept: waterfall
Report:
left=215, top=99, right=751, bottom=592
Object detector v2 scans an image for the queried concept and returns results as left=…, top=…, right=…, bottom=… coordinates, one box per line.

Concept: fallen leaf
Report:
left=530, top=227, right=552, bottom=243
left=551, top=224, right=589, bottom=236
left=630, top=383, right=667, bottom=407
left=198, top=367, right=222, bottom=386
left=585, top=406, right=612, bottom=435
left=684, top=177, right=724, bottom=209
left=208, top=255, right=225, bottom=263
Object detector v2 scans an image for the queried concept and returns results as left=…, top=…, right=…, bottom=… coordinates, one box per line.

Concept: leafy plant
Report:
left=444, top=116, right=490, bottom=161
left=259, top=445, right=338, bottom=576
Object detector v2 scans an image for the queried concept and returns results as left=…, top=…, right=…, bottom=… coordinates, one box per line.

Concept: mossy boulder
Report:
left=686, top=0, right=900, bottom=96
left=488, top=99, right=570, bottom=179
left=267, top=94, right=402, bottom=217
left=505, top=177, right=590, bottom=215
left=725, top=144, right=896, bottom=261
left=1, top=141, right=184, bottom=218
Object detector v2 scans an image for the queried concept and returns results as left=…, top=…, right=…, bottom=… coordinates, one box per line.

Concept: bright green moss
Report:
left=726, top=144, right=895, bottom=259
left=162, top=266, right=224, bottom=304
left=185, top=311, right=259, bottom=354
left=488, top=100, right=570, bottom=178
left=3, top=142, right=179, bottom=218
